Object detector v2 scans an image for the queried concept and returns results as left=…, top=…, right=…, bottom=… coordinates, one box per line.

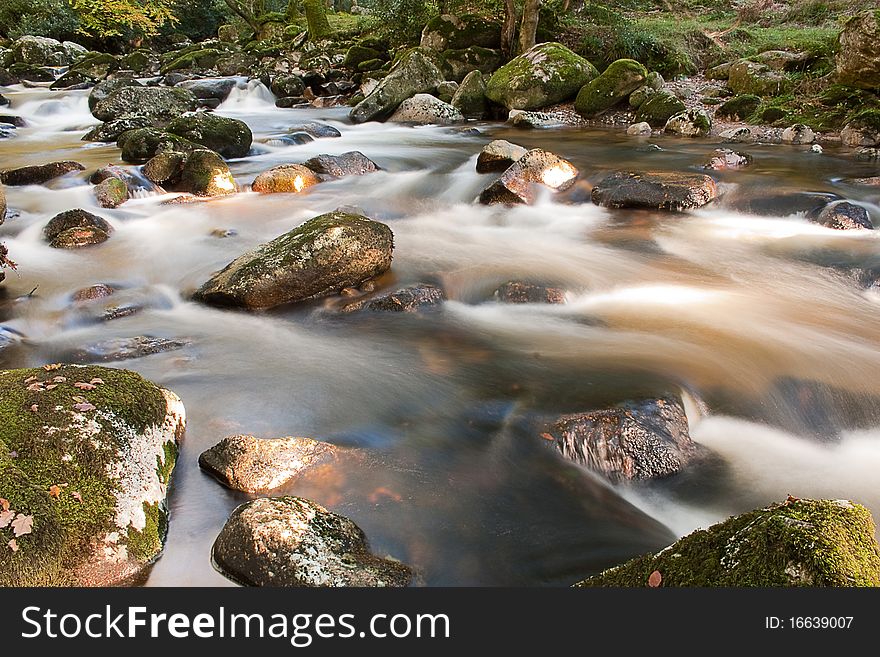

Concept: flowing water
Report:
left=2, top=81, right=880, bottom=586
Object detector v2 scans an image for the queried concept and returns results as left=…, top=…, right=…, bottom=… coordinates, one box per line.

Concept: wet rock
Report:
left=389, top=93, right=464, bottom=125
left=68, top=52, right=118, bottom=80
left=835, top=10, right=880, bottom=90
left=82, top=117, right=153, bottom=143
left=781, top=123, right=815, bottom=145
left=591, top=171, right=717, bottom=211
left=0, top=161, right=85, bottom=186
left=0, top=115, right=23, bottom=128
left=509, top=109, right=566, bottom=129
left=88, top=78, right=143, bottom=112
left=349, top=48, right=444, bottom=123
left=6, top=63, right=54, bottom=83
left=342, top=283, right=446, bottom=313
left=806, top=200, right=873, bottom=230
left=251, top=164, right=320, bottom=193
left=49, top=70, right=95, bottom=90
left=728, top=59, right=789, bottom=96
left=577, top=498, right=880, bottom=586
left=118, top=50, right=158, bottom=76
left=212, top=496, right=413, bottom=587
left=94, top=177, right=128, bottom=208
left=216, top=52, right=259, bottom=77
left=143, top=151, right=187, bottom=185
left=634, top=90, right=686, bottom=127
left=575, top=58, right=647, bottom=118
left=301, top=151, right=380, bottom=178
left=44, top=209, right=112, bottom=249
left=626, top=122, right=652, bottom=136
left=0, top=182, right=6, bottom=224
left=548, top=396, right=702, bottom=482
left=286, top=122, right=341, bottom=139
left=704, top=149, right=752, bottom=170
left=485, top=42, right=597, bottom=111
left=199, top=435, right=338, bottom=492
left=493, top=281, right=566, bottom=304
left=92, top=86, right=199, bottom=123
left=117, top=128, right=199, bottom=163
left=451, top=69, right=488, bottom=119
left=856, top=147, right=880, bottom=160
left=840, top=112, right=880, bottom=148
left=270, top=74, right=305, bottom=98
left=9, top=35, right=63, bottom=66
left=167, top=111, right=252, bottom=159
left=715, top=94, right=761, bottom=121
left=420, top=14, right=502, bottom=51
left=755, top=50, right=811, bottom=71
left=719, top=127, right=755, bottom=143
left=179, top=149, right=236, bottom=197
left=664, top=109, right=711, bottom=137
left=90, top=165, right=159, bottom=195
left=476, top=139, right=528, bottom=173
left=193, top=211, right=394, bottom=310
left=176, top=78, right=237, bottom=102
left=67, top=336, right=190, bottom=362
left=478, top=148, right=578, bottom=205
left=72, top=283, right=115, bottom=302
left=0, top=365, right=184, bottom=586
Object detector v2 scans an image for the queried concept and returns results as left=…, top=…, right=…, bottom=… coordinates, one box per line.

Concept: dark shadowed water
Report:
left=2, top=81, right=880, bottom=585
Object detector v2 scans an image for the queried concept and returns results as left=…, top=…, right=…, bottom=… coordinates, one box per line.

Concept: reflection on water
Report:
left=2, top=82, right=880, bottom=585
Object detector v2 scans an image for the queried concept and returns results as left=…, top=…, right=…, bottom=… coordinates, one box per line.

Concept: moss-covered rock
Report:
left=575, top=59, right=648, bottom=118
left=251, top=164, right=320, bottom=193
left=116, top=128, right=200, bottom=164
left=179, top=149, right=236, bottom=197
left=94, top=177, right=128, bottom=209
left=349, top=48, right=444, bottom=123
left=92, top=86, right=199, bottom=124
left=7, top=63, right=53, bottom=83
left=143, top=151, right=187, bottom=186
left=706, top=62, right=731, bottom=80
left=344, top=44, right=382, bottom=69
left=166, top=112, right=252, bottom=159
left=841, top=109, right=880, bottom=147
left=69, top=52, right=119, bottom=80
left=628, top=85, right=655, bottom=109
left=451, top=69, right=488, bottom=119
left=576, top=499, right=880, bottom=587
left=485, top=42, right=598, bottom=111
left=118, top=50, right=157, bottom=75
left=160, top=48, right=222, bottom=75
left=716, top=94, right=761, bottom=121
left=420, top=13, right=502, bottom=52
left=357, top=58, right=384, bottom=72
left=49, top=70, right=95, bottom=90
left=728, top=59, right=789, bottom=96
left=216, top=51, right=259, bottom=77
left=665, top=108, right=711, bottom=137
left=44, top=208, right=112, bottom=247
left=193, top=211, right=394, bottom=309
left=442, top=46, right=502, bottom=83
left=836, top=10, right=880, bottom=90
left=634, top=90, right=686, bottom=127
left=0, top=365, right=184, bottom=586
left=88, top=78, right=143, bottom=112
left=389, top=93, right=464, bottom=125
left=270, top=74, right=305, bottom=98
left=10, top=35, right=62, bottom=66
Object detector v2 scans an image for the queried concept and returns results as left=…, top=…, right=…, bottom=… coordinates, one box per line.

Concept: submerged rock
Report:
left=285, top=122, right=342, bottom=139
left=493, top=281, right=566, bottom=304
left=66, top=336, right=190, bottom=362
left=167, top=112, right=253, bottom=159
left=576, top=498, right=880, bottom=586
left=389, top=93, right=464, bottom=125
left=251, top=164, right=320, bottom=193
left=476, top=139, right=528, bottom=173
left=301, top=152, right=379, bottom=178
left=44, top=209, right=112, bottom=249
left=199, top=435, right=338, bottom=492
left=806, top=200, right=873, bottom=230
left=0, top=365, right=184, bottom=586
left=0, top=161, right=85, bottom=186
left=212, top=496, right=413, bottom=587
left=478, top=148, right=578, bottom=205
left=193, top=211, right=394, bottom=310
left=591, top=171, right=717, bottom=211
left=704, top=149, right=752, bottom=170
left=342, top=283, right=446, bottom=313
left=548, top=396, right=702, bottom=482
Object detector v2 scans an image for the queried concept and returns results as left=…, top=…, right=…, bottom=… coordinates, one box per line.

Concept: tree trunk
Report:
left=518, top=0, right=541, bottom=54
left=304, top=0, right=332, bottom=40
left=286, top=0, right=301, bottom=20
left=223, top=0, right=261, bottom=33
left=501, top=0, right=518, bottom=58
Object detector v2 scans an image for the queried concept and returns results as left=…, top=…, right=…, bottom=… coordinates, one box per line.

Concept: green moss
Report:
left=634, top=90, right=686, bottom=127
left=577, top=499, right=880, bottom=587
left=716, top=94, right=761, bottom=120
left=160, top=48, right=222, bottom=74
left=575, top=58, right=648, bottom=117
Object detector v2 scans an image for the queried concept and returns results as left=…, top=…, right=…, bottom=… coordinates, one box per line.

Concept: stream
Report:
left=2, top=80, right=880, bottom=586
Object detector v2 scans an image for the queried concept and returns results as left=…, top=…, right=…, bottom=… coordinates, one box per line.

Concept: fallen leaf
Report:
left=45, top=384, right=58, bottom=390
left=540, top=432, right=555, bottom=442
left=24, top=376, right=37, bottom=384
left=0, top=510, right=14, bottom=528
left=30, top=404, right=38, bottom=413
left=90, top=378, right=105, bottom=386
left=43, top=363, right=62, bottom=371
left=26, top=383, right=44, bottom=392
left=0, top=498, right=8, bottom=512
left=72, top=395, right=87, bottom=404
left=11, top=514, right=33, bottom=537
left=74, top=382, right=97, bottom=390
left=48, top=485, right=62, bottom=499
left=8, top=539, right=18, bottom=552
left=73, top=402, right=96, bottom=412
left=71, top=492, right=83, bottom=503
left=648, top=570, right=662, bottom=588
left=8, top=451, right=17, bottom=459
left=52, top=376, right=66, bottom=383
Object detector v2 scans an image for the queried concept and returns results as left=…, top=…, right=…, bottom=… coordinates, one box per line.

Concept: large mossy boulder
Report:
left=420, top=13, right=502, bottom=52
left=0, top=365, right=184, bottom=586
left=576, top=498, right=880, bottom=586
left=836, top=10, right=880, bottom=90
left=574, top=59, right=648, bottom=118
left=88, top=78, right=143, bottom=112
left=349, top=48, right=444, bottom=123
left=442, top=46, right=502, bottom=82
left=10, top=36, right=63, bottom=66
left=212, top=497, right=413, bottom=587
left=193, top=211, right=394, bottom=309
left=166, top=112, right=252, bottom=159
left=179, top=149, right=237, bottom=197
left=451, top=69, right=489, bottom=119
left=485, top=42, right=598, bottom=111
left=728, top=59, right=789, bottom=96
left=69, top=52, right=119, bottom=80
left=117, top=128, right=200, bottom=163
left=715, top=94, right=761, bottom=121
left=634, top=90, right=686, bottom=127
left=160, top=48, right=222, bottom=75
left=92, top=86, right=199, bottom=124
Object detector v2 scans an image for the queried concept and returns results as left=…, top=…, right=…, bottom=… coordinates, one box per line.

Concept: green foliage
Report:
left=70, top=0, right=179, bottom=38
left=0, top=0, right=80, bottom=41
left=164, top=0, right=232, bottom=41
left=371, top=0, right=435, bottom=44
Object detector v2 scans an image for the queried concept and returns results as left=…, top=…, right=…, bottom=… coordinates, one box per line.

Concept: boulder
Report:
left=251, top=164, right=320, bottom=194
left=301, top=152, right=380, bottom=178
left=72, top=284, right=115, bottom=302
left=88, top=78, right=143, bottom=112
left=44, top=209, right=112, bottom=249
left=342, top=283, right=446, bottom=313
left=10, top=35, right=62, bottom=66
left=160, top=47, right=222, bottom=74
left=82, top=117, right=153, bottom=143
left=715, top=94, right=761, bottom=121
left=728, top=59, right=789, bottom=96
left=664, top=109, right=711, bottom=137
left=92, top=86, right=199, bottom=123
left=628, top=85, right=655, bottom=108
left=719, top=126, right=755, bottom=143
left=634, top=90, right=686, bottom=127
left=781, top=123, right=815, bottom=145
left=199, top=435, right=337, bottom=493
left=389, top=93, right=464, bottom=125
left=49, top=70, right=95, bottom=90
left=493, top=281, right=566, bottom=304
left=143, top=151, right=187, bottom=185
left=592, top=171, right=717, bottom=211
left=69, top=53, right=119, bottom=80
left=94, top=177, right=128, bottom=208
left=835, top=10, right=880, bottom=89
left=270, top=74, right=305, bottom=98
left=704, top=149, right=752, bottom=170
left=0, top=365, right=183, bottom=586
left=420, top=13, right=502, bottom=51
left=451, top=69, right=488, bottom=119
left=212, top=497, right=412, bottom=587
left=754, top=50, right=811, bottom=71
left=0, top=161, right=85, bottom=186
left=547, top=396, right=701, bottom=482
left=509, top=110, right=567, bottom=129
left=176, top=78, right=238, bottom=102
left=576, top=498, right=880, bottom=586
left=286, top=122, right=342, bottom=139
left=478, top=148, right=578, bottom=205
left=216, top=52, right=259, bottom=77
left=840, top=110, right=880, bottom=147
left=166, top=112, right=252, bottom=159
left=179, top=149, right=236, bottom=197
left=344, top=45, right=383, bottom=69
left=441, top=46, right=502, bottom=82
left=706, top=62, right=731, bottom=80
left=476, top=140, right=528, bottom=173
left=806, top=200, right=873, bottom=230
left=575, top=59, right=648, bottom=117
left=626, top=122, right=652, bottom=136
left=6, top=63, right=53, bottom=82
left=349, top=48, right=444, bottom=123
left=118, top=50, right=158, bottom=75
left=436, top=81, right=459, bottom=103
left=116, top=128, right=200, bottom=163
left=485, top=42, right=598, bottom=111
left=65, top=336, right=189, bottom=363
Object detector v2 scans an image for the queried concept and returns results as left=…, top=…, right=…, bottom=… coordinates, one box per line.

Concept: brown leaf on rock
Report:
left=8, top=539, right=18, bottom=552
left=24, top=376, right=37, bottom=384
left=0, top=510, right=14, bottom=528
left=11, top=513, right=34, bottom=537
left=0, top=498, right=9, bottom=512
left=48, top=485, right=62, bottom=499
left=648, top=570, right=662, bottom=588
left=71, top=491, right=83, bottom=503
left=90, top=378, right=105, bottom=386
left=52, top=376, right=66, bottom=383
left=30, top=404, right=38, bottom=413
left=73, top=402, right=96, bottom=412
left=74, top=382, right=97, bottom=390
left=540, top=432, right=555, bottom=441
left=26, top=383, right=44, bottom=392
left=43, top=363, right=62, bottom=371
